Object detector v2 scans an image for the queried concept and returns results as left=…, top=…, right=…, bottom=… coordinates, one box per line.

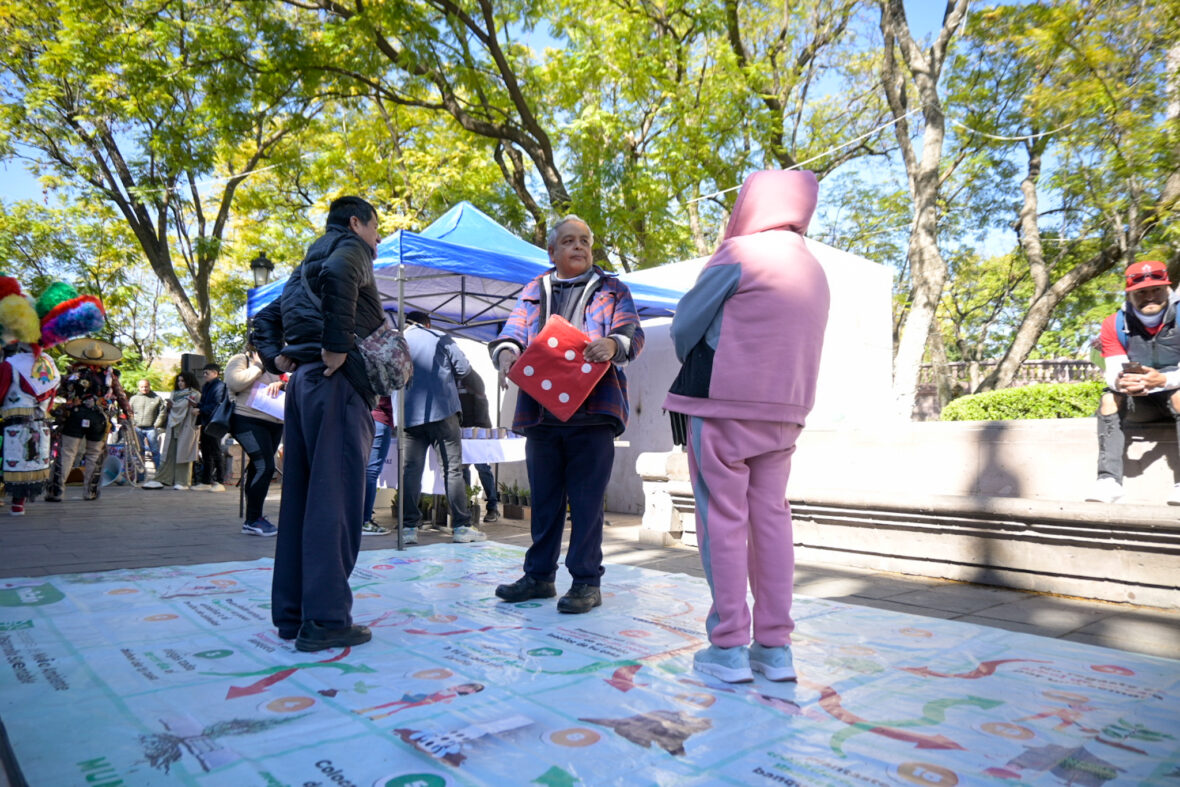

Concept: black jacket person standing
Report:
left=253, top=196, right=384, bottom=652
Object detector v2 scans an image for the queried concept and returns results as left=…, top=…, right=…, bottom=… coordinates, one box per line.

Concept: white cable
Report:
left=686, top=108, right=922, bottom=205
left=948, top=117, right=1079, bottom=142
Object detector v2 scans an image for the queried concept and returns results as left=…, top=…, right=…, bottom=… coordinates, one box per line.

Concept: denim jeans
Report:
left=363, top=421, right=394, bottom=523
left=135, top=427, right=161, bottom=475
left=402, top=413, right=471, bottom=529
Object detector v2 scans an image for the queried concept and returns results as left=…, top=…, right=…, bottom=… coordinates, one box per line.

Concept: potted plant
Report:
left=465, top=484, right=482, bottom=526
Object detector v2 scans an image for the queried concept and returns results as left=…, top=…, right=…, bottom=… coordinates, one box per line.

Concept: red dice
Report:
left=508, top=316, right=609, bottom=421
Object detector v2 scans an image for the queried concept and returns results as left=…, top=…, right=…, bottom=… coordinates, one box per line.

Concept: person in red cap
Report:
left=1087, top=259, right=1180, bottom=504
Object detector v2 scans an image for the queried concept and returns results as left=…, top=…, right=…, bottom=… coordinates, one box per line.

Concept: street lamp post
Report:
left=250, top=251, right=274, bottom=288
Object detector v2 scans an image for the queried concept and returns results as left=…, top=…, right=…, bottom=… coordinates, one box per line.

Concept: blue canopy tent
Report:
left=245, top=202, right=684, bottom=544
left=246, top=202, right=683, bottom=340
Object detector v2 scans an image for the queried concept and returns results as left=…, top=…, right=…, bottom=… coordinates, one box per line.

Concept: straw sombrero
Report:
left=61, top=337, right=123, bottom=366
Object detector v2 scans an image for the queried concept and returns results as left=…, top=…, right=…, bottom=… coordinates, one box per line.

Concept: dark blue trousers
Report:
left=271, top=362, right=373, bottom=631
left=522, top=424, right=615, bottom=587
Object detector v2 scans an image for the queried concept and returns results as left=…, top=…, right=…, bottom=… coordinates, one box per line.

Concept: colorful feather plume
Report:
left=0, top=294, right=42, bottom=343
left=0, top=277, right=23, bottom=301
left=40, top=297, right=105, bottom=348
left=35, top=281, right=80, bottom=318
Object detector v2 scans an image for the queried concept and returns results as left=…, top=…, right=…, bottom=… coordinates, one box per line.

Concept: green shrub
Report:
left=940, top=380, right=1104, bottom=421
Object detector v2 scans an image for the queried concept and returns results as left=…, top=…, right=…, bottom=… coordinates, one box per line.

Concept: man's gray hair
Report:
left=547, top=214, right=594, bottom=250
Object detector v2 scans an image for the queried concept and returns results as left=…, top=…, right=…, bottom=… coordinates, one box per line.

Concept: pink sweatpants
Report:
left=686, top=416, right=802, bottom=648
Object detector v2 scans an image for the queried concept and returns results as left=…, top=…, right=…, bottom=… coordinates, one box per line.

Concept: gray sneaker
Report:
left=361, top=520, right=391, bottom=536
left=749, top=643, right=796, bottom=682
left=693, top=645, right=753, bottom=683
left=452, top=526, right=487, bottom=543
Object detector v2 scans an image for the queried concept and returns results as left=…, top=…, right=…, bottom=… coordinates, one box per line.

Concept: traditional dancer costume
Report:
left=0, top=278, right=104, bottom=513
left=46, top=339, right=128, bottom=502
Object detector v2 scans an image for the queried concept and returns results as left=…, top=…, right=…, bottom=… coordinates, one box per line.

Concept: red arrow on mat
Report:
left=900, top=658, right=1050, bottom=679
left=605, top=664, right=642, bottom=692
left=806, top=680, right=965, bottom=751
left=225, top=648, right=350, bottom=699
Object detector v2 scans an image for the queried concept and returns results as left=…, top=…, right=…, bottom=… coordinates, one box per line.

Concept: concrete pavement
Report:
left=1, top=482, right=1177, bottom=661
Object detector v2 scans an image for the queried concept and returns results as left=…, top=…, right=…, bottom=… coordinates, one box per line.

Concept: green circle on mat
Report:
left=516, top=602, right=544, bottom=608
left=381, top=775, right=445, bottom=787
left=194, top=649, right=233, bottom=659
left=528, top=647, right=563, bottom=657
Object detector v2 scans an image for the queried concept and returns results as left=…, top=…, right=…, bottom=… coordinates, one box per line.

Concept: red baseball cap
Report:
left=1125, top=260, right=1171, bottom=292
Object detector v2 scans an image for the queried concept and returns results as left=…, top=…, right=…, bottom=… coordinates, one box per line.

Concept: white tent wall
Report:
left=491, top=238, right=895, bottom=514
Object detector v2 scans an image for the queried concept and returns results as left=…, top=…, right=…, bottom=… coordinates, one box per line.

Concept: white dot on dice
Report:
left=558, top=393, right=570, bottom=403
left=548, top=337, right=559, bottom=348
left=523, top=366, right=534, bottom=376
left=565, top=350, right=576, bottom=361
left=581, top=363, right=592, bottom=373
left=541, top=379, right=552, bottom=390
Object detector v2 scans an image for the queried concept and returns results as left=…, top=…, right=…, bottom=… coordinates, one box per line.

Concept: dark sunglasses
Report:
left=1128, top=270, right=1168, bottom=284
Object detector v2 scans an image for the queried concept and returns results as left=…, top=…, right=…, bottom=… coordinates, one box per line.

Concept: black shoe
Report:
left=483, top=507, right=499, bottom=523
left=295, top=621, right=372, bottom=652
left=495, top=575, right=556, bottom=602
left=277, top=626, right=298, bottom=641
left=557, top=583, right=602, bottom=614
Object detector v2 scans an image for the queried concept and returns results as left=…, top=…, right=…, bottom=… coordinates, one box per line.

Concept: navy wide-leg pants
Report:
left=271, top=362, right=374, bottom=631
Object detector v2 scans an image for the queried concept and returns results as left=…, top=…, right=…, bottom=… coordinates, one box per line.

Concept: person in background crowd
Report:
left=361, top=395, right=395, bottom=536
left=225, top=344, right=286, bottom=536
left=490, top=214, right=644, bottom=614
left=458, top=367, right=500, bottom=523
left=399, top=310, right=483, bottom=545
left=253, top=194, right=384, bottom=653
left=129, top=378, right=166, bottom=476
left=143, top=371, right=201, bottom=490
left=194, top=362, right=228, bottom=492
left=1087, top=259, right=1180, bottom=505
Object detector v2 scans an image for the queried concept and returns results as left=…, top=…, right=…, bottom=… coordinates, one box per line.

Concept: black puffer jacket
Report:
left=253, top=223, right=384, bottom=405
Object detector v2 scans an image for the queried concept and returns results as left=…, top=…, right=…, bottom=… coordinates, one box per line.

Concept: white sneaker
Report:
left=209, top=483, right=226, bottom=493
left=191, top=483, right=212, bottom=491
left=1167, top=484, right=1180, bottom=506
left=1085, top=477, right=1122, bottom=504
left=452, top=526, right=487, bottom=543
left=173, top=484, right=190, bottom=491
left=142, top=481, right=163, bottom=490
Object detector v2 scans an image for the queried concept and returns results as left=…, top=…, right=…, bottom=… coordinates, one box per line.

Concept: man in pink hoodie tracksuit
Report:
left=664, top=170, right=830, bottom=684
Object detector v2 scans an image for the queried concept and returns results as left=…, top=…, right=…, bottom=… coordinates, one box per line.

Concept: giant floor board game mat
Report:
left=1, top=543, right=1177, bottom=785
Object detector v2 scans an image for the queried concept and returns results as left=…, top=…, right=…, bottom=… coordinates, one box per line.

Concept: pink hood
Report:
left=724, top=170, right=818, bottom=239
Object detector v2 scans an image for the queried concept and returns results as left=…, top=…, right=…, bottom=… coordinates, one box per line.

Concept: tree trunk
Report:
left=880, top=0, right=968, bottom=419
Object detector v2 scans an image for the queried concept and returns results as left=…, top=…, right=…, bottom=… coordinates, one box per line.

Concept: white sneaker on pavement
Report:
left=452, top=526, right=487, bottom=543
left=191, top=483, right=212, bottom=491
left=1167, top=484, right=1180, bottom=506
left=1084, top=477, right=1122, bottom=504
left=209, top=483, right=226, bottom=492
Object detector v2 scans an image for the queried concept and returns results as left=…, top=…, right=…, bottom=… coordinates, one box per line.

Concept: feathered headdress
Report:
left=0, top=276, right=43, bottom=344
left=36, top=281, right=105, bottom=348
